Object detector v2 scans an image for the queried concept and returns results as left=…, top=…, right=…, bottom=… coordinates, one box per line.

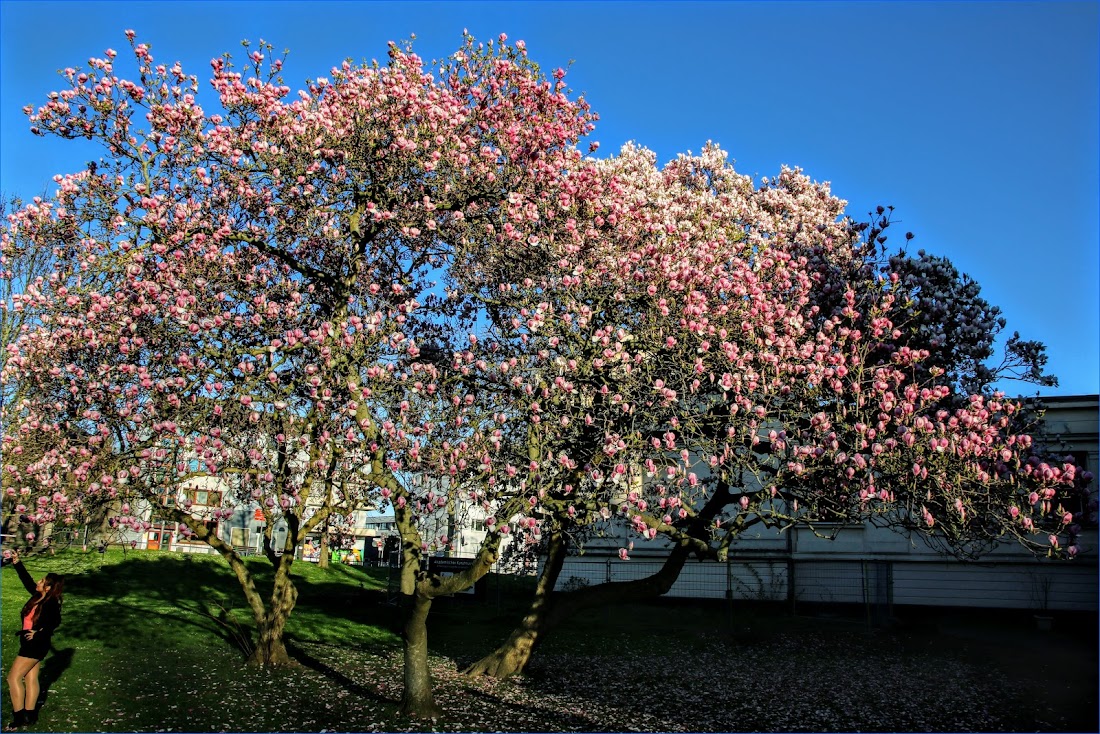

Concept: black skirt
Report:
left=16, top=630, right=50, bottom=660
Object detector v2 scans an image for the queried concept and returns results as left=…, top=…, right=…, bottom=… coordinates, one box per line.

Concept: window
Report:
left=185, top=488, right=222, bottom=506
left=230, top=527, right=249, bottom=548
left=156, top=486, right=176, bottom=507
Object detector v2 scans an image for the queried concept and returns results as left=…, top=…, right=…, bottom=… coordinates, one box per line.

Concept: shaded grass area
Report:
left=2, top=549, right=1096, bottom=732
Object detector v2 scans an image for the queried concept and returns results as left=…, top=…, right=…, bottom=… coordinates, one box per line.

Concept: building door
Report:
left=146, top=530, right=161, bottom=550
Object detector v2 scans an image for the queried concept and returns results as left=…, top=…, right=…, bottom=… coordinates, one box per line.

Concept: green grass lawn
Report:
left=3, top=549, right=1097, bottom=732
left=2, top=549, right=405, bottom=732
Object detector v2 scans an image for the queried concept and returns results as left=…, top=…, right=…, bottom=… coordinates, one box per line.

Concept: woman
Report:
left=5, top=552, right=63, bottom=731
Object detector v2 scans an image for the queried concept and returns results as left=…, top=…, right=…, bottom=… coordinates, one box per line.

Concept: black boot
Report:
left=21, top=710, right=35, bottom=727
left=3, top=709, right=25, bottom=730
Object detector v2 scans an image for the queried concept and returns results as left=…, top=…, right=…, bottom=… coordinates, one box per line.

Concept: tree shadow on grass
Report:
left=57, top=553, right=408, bottom=658
left=438, top=680, right=611, bottom=733
left=60, top=556, right=254, bottom=657
left=284, top=640, right=400, bottom=705
left=74, top=597, right=254, bottom=657
left=36, top=646, right=74, bottom=711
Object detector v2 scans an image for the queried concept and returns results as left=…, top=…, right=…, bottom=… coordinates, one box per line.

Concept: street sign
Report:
left=254, top=508, right=264, bottom=521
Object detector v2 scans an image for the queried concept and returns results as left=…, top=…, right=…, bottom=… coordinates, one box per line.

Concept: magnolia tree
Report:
left=1, top=30, right=597, bottom=696
left=456, top=143, right=1091, bottom=678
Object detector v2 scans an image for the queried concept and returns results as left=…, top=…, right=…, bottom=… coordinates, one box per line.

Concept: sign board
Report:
left=254, top=508, right=264, bottom=521
left=428, top=557, right=475, bottom=573
left=427, top=556, right=481, bottom=596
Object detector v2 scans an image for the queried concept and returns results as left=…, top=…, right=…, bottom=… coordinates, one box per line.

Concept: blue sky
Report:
left=2, top=1, right=1097, bottom=397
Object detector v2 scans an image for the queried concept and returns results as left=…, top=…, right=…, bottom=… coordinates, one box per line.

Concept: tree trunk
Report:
left=318, top=519, right=330, bottom=569
left=248, top=622, right=293, bottom=666
left=465, top=482, right=736, bottom=679
left=467, top=541, right=693, bottom=678
left=245, top=555, right=299, bottom=666
left=465, top=528, right=567, bottom=678
left=390, top=478, right=508, bottom=716
left=399, top=591, right=442, bottom=719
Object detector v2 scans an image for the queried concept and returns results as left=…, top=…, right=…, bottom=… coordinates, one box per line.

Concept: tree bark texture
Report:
left=391, top=488, right=507, bottom=713
left=318, top=526, right=330, bottom=569
left=244, top=555, right=299, bottom=666
left=399, top=592, right=442, bottom=719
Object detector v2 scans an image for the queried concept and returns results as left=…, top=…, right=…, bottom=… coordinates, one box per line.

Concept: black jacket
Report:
left=14, top=561, right=61, bottom=641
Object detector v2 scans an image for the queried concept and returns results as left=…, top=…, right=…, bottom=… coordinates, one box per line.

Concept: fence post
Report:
left=862, top=560, right=872, bottom=629
left=604, top=557, right=613, bottom=624
left=885, top=561, right=894, bottom=623
left=786, top=529, right=797, bottom=616
left=726, top=556, right=734, bottom=631
left=870, top=560, right=893, bottom=628
left=787, top=557, right=797, bottom=615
